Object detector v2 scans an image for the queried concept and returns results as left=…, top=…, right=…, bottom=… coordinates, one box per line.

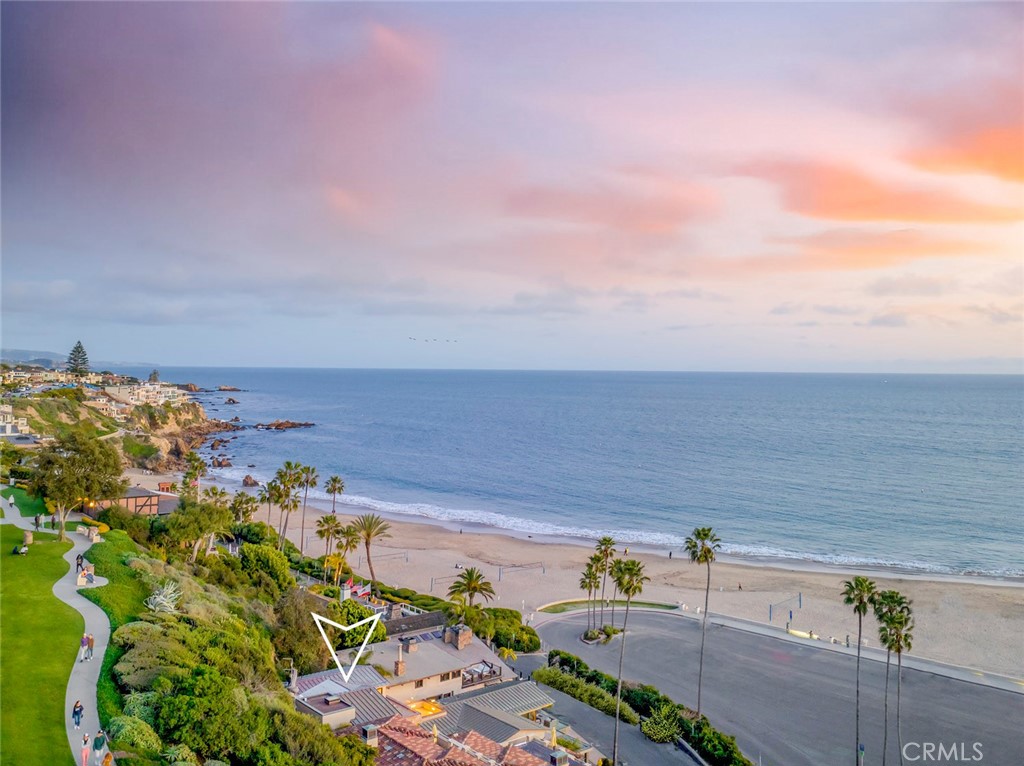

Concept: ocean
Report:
left=114, top=368, right=1024, bottom=578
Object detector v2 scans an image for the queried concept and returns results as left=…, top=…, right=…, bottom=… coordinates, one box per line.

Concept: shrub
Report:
left=239, top=544, right=294, bottom=592
left=100, top=506, right=151, bottom=544
left=107, top=715, right=162, bottom=752
left=231, top=521, right=277, bottom=546
left=80, top=516, right=111, bottom=533
left=122, top=691, right=158, bottom=725
left=532, top=667, right=638, bottom=724
left=641, top=702, right=682, bottom=743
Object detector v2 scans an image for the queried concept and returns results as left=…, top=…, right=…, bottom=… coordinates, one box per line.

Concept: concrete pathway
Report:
left=2, top=495, right=114, bottom=766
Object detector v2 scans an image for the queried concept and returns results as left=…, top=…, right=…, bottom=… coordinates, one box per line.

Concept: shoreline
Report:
left=125, top=467, right=1024, bottom=677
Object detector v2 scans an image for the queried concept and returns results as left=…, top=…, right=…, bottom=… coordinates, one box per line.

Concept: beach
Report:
left=126, top=468, right=1024, bottom=678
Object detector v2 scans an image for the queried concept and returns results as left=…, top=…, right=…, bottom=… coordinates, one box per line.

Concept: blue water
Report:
left=116, top=368, right=1024, bottom=577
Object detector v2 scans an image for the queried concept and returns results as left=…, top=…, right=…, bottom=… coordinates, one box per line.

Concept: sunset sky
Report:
left=3, top=2, right=1022, bottom=372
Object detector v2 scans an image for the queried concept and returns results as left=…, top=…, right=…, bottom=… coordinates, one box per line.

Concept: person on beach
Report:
left=92, top=730, right=106, bottom=765
left=76, top=554, right=84, bottom=573
left=72, top=700, right=84, bottom=730
left=86, top=633, right=95, bottom=661
left=80, top=734, right=90, bottom=766
left=78, top=633, right=88, bottom=662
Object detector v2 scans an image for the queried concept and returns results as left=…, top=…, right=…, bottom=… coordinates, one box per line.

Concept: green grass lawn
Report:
left=80, top=530, right=148, bottom=724
left=0, top=524, right=79, bottom=766
left=540, top=599, right=679, bottom=614
left=1, top=486, right=49, bottom=518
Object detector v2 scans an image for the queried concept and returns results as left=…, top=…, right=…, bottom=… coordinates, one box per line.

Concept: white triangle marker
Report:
left=311, top=611, right=383, bottom=683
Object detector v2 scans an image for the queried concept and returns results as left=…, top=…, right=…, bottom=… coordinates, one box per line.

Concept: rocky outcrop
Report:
left=179, top=383, right=202, bottom=392
left=218, top=385, right=241, bottom=392
left=254, top=420, right=314, bottom=430
left=224, top=398, right=239, bottom=405
left=211, top=457, right=232, bottom=468
left=230, top=417, right=241, bottom=423
left=242, top=474, right=260, bottom=487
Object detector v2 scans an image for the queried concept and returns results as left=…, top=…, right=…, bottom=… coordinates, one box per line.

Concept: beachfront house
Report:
left=93, top=487, right=180, bottom=517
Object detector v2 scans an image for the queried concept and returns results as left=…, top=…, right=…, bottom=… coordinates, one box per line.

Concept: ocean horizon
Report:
left=115, top=367, right=1024, bottom=579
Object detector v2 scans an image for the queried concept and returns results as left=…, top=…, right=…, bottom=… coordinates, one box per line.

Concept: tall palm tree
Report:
left=612, top=559, right=649, bottom=766
left=337, top=524, right=360, bottom=562
left=277, top=485, right=300, bottom=552
left=842, top=576, right=878, bottom=765
left=580, top=562, right=600, bottom=633
left=257, top=480, right=281, bottom=542
left=325, top=475, right=345, bottom=514
left=595, top=537, right=617, bottom=628
left=183, top=451, right=207, bottom=500
left=230, top=490, right=258, bottom=523
left=202, top=485, right=229, bottom=508
left=891, top=609, right=914, bottom=766
left=298, top=464, right=319, bottom=556
left=609, top=558, right=627, bottom=628
left=324, top=553, right=346, bottom=586
left=874, top=590, right=911, bottom=766
left=316, top=515, right=345, bottom=582
left=274, top=462, right=302, bottom=544
left=447, top=566, right=496, bottom=607
left=685, top=526, right=721, bottom=716
left=351, top=513, right=391, bottom=596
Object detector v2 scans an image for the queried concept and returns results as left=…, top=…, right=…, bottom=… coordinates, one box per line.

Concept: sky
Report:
left=2, top=2, right=1022, bottom=373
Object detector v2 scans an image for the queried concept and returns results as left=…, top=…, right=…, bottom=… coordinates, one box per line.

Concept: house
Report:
left=291, top=666, right=417, bottom=731
left=432, top=680, right=554, bottom=740
left=94, top=487, right=179, bottom=517
left=0, top=404, right=30, bottom=436
left=371, top=717, right=555, bottom=766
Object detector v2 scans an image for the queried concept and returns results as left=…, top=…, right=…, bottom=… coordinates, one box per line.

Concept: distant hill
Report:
left=1, top=348, right=158, bottom=369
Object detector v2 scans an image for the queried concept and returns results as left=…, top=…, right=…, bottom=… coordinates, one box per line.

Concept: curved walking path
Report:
left=2, top=496, right=113, bottom=766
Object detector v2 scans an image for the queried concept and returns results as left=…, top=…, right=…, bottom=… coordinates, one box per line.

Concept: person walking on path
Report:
left=76, top=553, right=84, bottom=573
left=34, top=514, right=41, bottom=530
left=92, top=730, right=106, bottom=766
left=86, top=633, right=95, bottom=661
left=78, top=633, right=89, bottom=662
left=80, top=734, right=90, bottom=766
left=72, top=700, right=84, bottom=730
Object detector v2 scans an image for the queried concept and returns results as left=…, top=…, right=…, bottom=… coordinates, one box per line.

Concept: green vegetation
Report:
left=540, top=599, right=677, bottom=614
left=547, top=650, right=752, bottom=766
left=14, top=396, right=120, bottom=438
left=122, top=434, right=159, bottom=461
left=0, top=524, right=79, bottom=766
left=81, top=530, right=149, bottom=723
left=2, top=485, right=49, bottom=518
left=447, top=565, right=496, bottom=607
left=67, top=340, right=90, bottom=374
left=532, top=666, right=639, bottom=724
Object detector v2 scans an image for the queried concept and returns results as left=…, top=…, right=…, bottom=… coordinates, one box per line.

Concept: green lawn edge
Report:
left=0, top=524, right=79, bottom=766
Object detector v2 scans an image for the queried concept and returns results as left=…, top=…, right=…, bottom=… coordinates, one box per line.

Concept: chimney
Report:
left=289, top=666, right=298, bottom=692
left=550, top=751, right=568, bottom=766
left=394, top=643, right=406, bottom=677
left=455, top=624, right=472, bottom=651
left=361, top=724, right=379, bottom=747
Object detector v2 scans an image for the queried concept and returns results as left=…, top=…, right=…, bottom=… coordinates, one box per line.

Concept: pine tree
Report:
left=66, top=341, right=90, bottom=374
left=148, top=369, right=160, bottom=382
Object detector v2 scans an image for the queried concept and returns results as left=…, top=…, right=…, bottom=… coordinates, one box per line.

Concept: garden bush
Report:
left=107, top=715, right=162, bottom=751
left=532, top=666, right=639, bottom=724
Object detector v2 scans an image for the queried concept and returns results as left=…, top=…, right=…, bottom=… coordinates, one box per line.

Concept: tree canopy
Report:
left=66, top=340, right=90, bottom=374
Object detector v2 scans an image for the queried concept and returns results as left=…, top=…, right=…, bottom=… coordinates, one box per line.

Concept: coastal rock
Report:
left=242, top=474, right=259, bottom=487
left=254, top=420, right=315, bottom=431
left=224, top=398, right=239, bottom=405
left=211, top=457, right=232, bottom=468
left=230, top=417, right=241, bottom=423
left=218, top=385, right=241, bottom=392
left=210, top=438, right=228, bottom=451
left=180, top=383, right=202, bottom=392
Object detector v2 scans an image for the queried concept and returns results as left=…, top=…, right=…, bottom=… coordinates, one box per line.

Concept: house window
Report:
left=415, top=680, right=424, bottom=689
left=439, top=672, right=451, bottom=681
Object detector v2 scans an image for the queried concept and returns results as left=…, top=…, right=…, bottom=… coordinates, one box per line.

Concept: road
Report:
left=533, top=611, right=1024, bottom=766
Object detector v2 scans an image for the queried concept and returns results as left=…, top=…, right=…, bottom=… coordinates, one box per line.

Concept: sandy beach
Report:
left=125, top=468, right=1024, bottom=678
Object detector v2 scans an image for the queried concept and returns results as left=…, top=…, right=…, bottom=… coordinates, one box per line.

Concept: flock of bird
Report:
left=408, top=337, right=458, bottom=342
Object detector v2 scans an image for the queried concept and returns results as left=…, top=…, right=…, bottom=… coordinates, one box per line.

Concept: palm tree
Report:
left=842, top=576, right=878, bottom=765
left=202, top=485, right=229, bottom=508
left=891, top=609, right=914, bottom=766
left=274, top=462, right=302, bottom=545
left=612, top=559, right=649, bottom=766
left=351, top=513, right=391, bottom=596
left=183, top=451, right=207, bottom=500
left=685, top=526, right=721, bottom=716
left=497, top=646, right=518, bottom=663
left=298, top=464, right=319, bottom=556
left=325, top=475, right=345, bottom=514
left=337, top=524, right=360, bottom=562
left=447, top=566, right=496, bottom=607
left=230, top=490, right=258, bottom=523
left=595, top=536, right=617, bottom=628
left=277, top=485, right=300, bottom=552
left=579, top=563, right=600, bottom=633
left=316, top=515, right=345, bottom=582
left=874, top=590, right=911, bottom=766
left=324, top=553, right=346, bottom=586
left=257, top=480, right=281, bottom=541
left=609, top=558, right=627, bottom=628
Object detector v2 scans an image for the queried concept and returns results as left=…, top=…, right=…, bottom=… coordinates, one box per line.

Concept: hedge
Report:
left=532, top=666, right=639, bottom=725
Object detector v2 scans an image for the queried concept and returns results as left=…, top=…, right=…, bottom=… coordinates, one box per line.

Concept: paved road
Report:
left=535, top=612, right=1024, bottom=766
left=510, top=657, right=702, bottom=766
